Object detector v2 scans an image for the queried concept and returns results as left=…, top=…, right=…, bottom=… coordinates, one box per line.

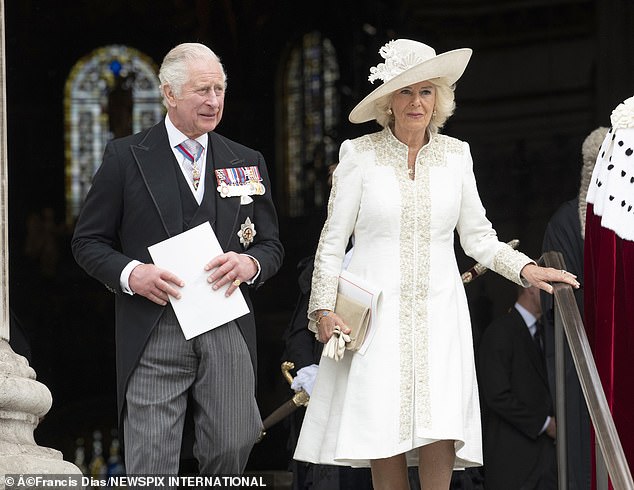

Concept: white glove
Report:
left=291, top=364, right=319, bottom=396
left=321, top=326, right=351, bottom=362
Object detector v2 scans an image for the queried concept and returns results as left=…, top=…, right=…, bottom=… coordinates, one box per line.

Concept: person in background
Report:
left=477, top=285, right=557, bottom=489
left=282, top=162, right=375, bottom=489
left=541, top=125, right=608, bottom=490
left=71, top=42, right=283, bottom=476
left=293, top=39, right=579, bottom=490
left=584, top=96, right=634, bottom=485
left=283, top=252, right=375, bottom=490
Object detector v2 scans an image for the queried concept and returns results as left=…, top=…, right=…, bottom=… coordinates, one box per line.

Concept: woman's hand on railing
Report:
left=520, top=264, right=580, bottom=294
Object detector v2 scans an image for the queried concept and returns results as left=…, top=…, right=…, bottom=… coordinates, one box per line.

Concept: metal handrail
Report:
left=543, top=251, right=633, bottom=490
left=553, top=295, right=568, bottom=490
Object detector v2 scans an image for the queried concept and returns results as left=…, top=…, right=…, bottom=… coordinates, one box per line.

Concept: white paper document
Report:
left=148, top=222, right=250, bottom=340
left=337, top=270, right=382, bottom=354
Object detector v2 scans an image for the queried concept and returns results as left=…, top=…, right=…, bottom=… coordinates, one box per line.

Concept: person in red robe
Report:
left=584, top=95, right=634, bottom=488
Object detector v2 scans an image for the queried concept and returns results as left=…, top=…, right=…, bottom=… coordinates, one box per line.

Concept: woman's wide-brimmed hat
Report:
left=349, top=39, right=472, bottom=124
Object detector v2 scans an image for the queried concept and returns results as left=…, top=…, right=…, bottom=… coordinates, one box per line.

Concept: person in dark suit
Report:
left=71, top=42, right=284, bottom=476
left=477, top=285, right=557, bottom=490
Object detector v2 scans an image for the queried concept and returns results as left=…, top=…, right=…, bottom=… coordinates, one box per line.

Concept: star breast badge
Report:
left=238, top=217, right=257, bottom=249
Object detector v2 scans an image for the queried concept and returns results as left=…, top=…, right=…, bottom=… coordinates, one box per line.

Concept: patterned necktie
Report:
left=177, top=139, right=204, bottom=190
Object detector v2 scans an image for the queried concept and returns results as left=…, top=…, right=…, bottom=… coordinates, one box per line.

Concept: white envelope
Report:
left=148, top=222, right=250, bottom=340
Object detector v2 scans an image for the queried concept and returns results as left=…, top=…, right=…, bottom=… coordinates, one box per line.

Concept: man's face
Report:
left=164, top=57, right=225, bottom=138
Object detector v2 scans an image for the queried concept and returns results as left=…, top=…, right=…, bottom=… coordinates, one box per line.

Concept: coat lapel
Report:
left=516, top=312, right=549, bottom=384
left=131, top=122, right=183, bottom=238
left=208, top=132, right=244, bottom=250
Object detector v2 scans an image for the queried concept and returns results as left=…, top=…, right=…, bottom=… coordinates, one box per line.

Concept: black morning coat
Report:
left=71, top=120, right=284, bottom=424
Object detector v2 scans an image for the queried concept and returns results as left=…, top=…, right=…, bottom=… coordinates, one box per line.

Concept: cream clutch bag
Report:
left=334, top=293, right=371, bottom=352
left=317, top=270, right=380, bottom=361
left=321, top=292, right=371, bottom=361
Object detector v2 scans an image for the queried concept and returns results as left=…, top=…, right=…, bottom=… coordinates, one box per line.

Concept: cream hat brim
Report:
left=349, top=48, right=473, bottom=124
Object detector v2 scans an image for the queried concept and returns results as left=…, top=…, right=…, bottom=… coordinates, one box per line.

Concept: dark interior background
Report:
left=4, top=0, right=634, bottom=473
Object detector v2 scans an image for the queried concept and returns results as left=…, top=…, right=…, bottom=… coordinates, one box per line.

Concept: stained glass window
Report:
left=282, top=32, right=340, bottom=217
left=64, top=45, right=164, bottom=224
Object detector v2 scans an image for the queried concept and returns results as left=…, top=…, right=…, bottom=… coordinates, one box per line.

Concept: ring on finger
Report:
left=233, top=279, right=241, bottom=287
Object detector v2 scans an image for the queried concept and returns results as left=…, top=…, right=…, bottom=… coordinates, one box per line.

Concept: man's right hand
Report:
left=546, top=416, right=557, bottom=440
left=129, top=264, right=184, bottom=306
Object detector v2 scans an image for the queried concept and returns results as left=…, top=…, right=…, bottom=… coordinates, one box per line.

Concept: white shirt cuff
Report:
left=120, top=260, right=143, bottom=295
left=242, top=254, right=261, bottom=285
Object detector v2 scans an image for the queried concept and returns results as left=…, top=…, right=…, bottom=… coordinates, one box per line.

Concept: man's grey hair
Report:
left=158, top=43, right=227, bottom=108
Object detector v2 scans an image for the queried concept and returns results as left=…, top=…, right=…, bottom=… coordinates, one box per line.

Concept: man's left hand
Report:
left=205, top=252, right=257, bottom=296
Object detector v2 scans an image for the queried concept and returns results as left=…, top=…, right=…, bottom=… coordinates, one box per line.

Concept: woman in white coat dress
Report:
left=293, top=39, right=580, bottom=490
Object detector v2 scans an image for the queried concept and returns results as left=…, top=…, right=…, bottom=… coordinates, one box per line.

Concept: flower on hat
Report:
left=368, top=40, right=427, bottom=84
left=610, top=95, right=634, bottom=129
left=349, top=39, right=471, bottom=124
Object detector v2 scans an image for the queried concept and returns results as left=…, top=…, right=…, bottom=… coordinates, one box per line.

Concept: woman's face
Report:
left=390, top=80, right=436, bottom=138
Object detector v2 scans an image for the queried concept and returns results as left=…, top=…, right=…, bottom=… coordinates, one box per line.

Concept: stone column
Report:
left=0, top=0, right=81, bottom=484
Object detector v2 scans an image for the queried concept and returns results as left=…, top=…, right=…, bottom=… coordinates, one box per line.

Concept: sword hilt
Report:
left=282, top=361, right=309, bottom=406
left=281, top=361, right=295, bottom=386
left=257, top=361, right=311, bottom=442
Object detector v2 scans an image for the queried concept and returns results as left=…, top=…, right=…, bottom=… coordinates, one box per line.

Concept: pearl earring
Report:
left=432, top=110, right=437, bottom=117
left=387, top=108, right=393, bottom=115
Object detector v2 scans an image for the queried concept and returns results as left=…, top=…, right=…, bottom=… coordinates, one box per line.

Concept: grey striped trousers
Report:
left=123, top=307, right=262, bottom=475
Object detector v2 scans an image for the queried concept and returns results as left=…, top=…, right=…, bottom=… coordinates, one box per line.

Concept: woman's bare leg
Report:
left=371, top=453, right=410, bottom=490
left=418, top=440, right=455, bottom=490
